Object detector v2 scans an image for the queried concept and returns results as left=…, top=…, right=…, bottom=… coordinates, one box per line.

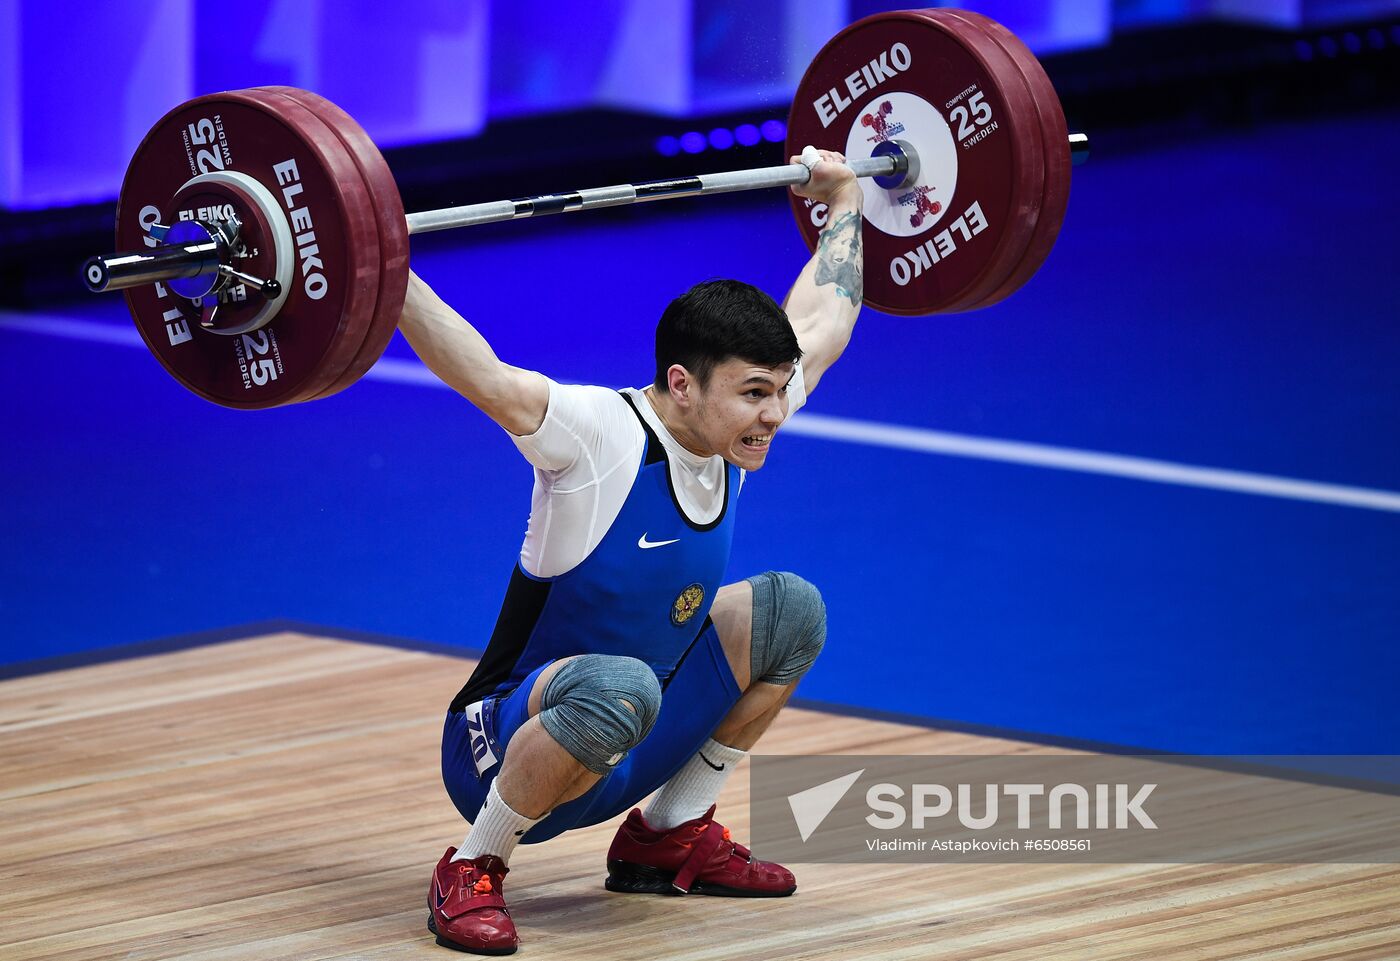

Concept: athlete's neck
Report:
left=642, top=386, right=711, bottom=460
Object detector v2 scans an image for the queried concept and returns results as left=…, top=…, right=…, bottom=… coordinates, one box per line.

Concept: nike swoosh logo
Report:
left=698, top=752, right=725, bottom=772
left=638, top=533, right=680, bottom=549
left=433, top=877, right=450, bottom=911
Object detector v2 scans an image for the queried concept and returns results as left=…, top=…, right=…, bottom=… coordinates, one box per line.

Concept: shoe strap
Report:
left=452, top=889, right=508, bottom=915
left=671, top=821, right=730, bottom=894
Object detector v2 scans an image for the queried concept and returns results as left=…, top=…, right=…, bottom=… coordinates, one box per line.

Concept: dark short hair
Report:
left=654, top=280, right=801, bottom=389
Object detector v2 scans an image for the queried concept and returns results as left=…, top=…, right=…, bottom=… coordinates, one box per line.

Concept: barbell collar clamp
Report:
left=217, top=263, right=282, bottom=301
left=871, top=140, right=917, bottom=190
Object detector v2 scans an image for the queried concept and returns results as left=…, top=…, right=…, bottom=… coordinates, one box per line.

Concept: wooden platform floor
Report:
left=2, top=633, right=1397, bottom=960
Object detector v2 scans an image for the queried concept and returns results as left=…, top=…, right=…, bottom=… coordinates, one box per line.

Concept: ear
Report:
left=666, top=365, right=694, bottom=407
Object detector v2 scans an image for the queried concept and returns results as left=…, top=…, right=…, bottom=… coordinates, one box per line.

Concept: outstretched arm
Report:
left=398, top=270, right=550, bottom=436
left=783, top=149, right=864, bottom=395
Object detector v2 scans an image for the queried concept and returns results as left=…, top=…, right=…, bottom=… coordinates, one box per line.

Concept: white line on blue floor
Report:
left=6, top=310, right=1400, bottom=514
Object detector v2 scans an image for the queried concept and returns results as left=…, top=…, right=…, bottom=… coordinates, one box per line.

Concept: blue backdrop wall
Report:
left=2, top=2, right=1398, bottom=757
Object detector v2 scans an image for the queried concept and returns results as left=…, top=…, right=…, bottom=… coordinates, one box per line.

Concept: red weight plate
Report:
left=951, top=9, right=1073, bottom=309
left=786, top=9, right=1043, bottom=316
left=116, top=90, right=380, bottom=408
left=217, top=88, right=384, bottom=406
left=260, top=87, right=410, bottom=401
left=918, top=9, right=1045, bottom=312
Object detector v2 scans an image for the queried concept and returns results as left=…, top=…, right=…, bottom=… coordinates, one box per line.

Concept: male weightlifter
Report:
left=398, top=149, right=862, bottom=955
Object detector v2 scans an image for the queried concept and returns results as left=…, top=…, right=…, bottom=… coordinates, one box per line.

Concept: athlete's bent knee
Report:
left=536, top=654, right=662, bottom=774
left=747, top=571, right=826, bottom=686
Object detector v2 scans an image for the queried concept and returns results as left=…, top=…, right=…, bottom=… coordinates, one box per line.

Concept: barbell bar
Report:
left=87, top=129, right=1087, bottom=296
left=83, top=146, right=920, bottom=295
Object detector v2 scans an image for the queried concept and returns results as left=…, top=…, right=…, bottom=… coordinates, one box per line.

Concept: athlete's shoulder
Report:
left=512, top=380, right=641, bottom=473
left=553, top=380, right=631, bottom=412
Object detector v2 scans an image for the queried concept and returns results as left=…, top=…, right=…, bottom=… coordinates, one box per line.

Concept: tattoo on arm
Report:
left=814, top=210, right=863, bottom=307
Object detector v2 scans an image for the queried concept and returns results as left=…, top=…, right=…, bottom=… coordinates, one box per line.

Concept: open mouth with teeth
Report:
left=741, top=434, right=772, bottom=450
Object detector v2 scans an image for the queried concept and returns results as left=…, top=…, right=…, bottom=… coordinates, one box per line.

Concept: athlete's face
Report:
left=691, top=358, right=794, bottom=471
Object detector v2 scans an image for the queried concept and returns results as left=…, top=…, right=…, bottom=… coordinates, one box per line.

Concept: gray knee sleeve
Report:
left=747, top=571, right=827, bottom=686
left=537, top=654, right=662, bottom=775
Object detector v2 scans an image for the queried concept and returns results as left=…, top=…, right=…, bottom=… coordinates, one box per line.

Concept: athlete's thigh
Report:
left=708, top=580, right=754, bottom=691
left=440, top=656, right=574, bottom=824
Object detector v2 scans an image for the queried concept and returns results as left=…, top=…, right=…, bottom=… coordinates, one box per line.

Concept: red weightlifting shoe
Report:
left=426, top=848, right=518, bottom=955
left=605, top=806, right=796, bottom=897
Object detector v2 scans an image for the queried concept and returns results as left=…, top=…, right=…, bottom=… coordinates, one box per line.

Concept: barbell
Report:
left=83, top=7, right=1088, bottom=409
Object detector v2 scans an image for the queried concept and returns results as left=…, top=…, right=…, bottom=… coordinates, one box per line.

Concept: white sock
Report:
left=454, top=779, right=544, bottom=864
left=643, top=738, right=747, bottom=830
